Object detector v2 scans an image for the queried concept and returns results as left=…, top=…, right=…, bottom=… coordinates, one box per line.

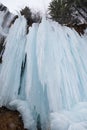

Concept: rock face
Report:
left=67, top=23, right=87, bottom=35
left=0, top=107, right=27, bottom=130
left=0, top=3, right=15, bottom=32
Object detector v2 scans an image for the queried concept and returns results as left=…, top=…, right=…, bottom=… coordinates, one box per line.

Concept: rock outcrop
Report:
left=0, top=107, right=27, bottom=130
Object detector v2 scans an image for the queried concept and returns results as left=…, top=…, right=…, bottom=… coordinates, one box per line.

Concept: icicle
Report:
left=0, top=15, right=27, bottom=106
left=0, top=15, right=87, bottom=130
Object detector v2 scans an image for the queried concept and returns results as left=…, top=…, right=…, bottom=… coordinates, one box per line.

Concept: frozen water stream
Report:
left=0, top=16, right=87, bottom=130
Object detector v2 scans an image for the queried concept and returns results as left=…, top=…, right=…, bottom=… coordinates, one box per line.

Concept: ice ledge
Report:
left=9, top=99, right=36, bottom=130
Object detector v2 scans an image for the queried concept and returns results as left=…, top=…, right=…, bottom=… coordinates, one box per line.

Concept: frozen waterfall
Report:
left=0, top=16, right=87, bottom=130
left=0, top=16, right=27, bottom=106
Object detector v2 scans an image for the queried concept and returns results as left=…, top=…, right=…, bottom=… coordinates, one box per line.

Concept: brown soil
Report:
left=0, top=107, right=27, bottom=130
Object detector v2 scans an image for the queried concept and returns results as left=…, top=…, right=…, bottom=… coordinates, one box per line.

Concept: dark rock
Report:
left=67, top=23, right=87, bottom=35
left=0, top=107, right=28, bottom=130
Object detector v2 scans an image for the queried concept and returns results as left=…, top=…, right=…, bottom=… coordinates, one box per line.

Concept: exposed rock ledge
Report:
left=0, top=107, right=27, bottom=130
left=67, top=23, right=87, bottom=35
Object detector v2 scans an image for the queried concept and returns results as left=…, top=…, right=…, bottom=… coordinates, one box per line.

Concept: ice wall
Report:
left=0, top=3, right=15, bottom=64
left=0, top=15, right=87, bottom=130
left=26, top=18, right=87, bottom=130
left=26, top=23, right=49, bottom=130
left=0, top=16, right=27, bottom=106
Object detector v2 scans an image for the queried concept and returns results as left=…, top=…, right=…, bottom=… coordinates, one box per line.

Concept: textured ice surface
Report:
left=25, top=18, right=87, bottom=130
left=9, top=99, right=36, bottom=130
left=26, top=18, right=87, bottom=130
left=0, top=16, right=27, bottom=106
left=26, top=23, right=49, bottom=130
left=0, top=16, right=87, bottom=130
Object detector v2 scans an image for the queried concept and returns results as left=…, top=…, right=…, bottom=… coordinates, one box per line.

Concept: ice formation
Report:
left=0, top=16, right=27, bottom=106
left=0, top=15, right=87, bottom=130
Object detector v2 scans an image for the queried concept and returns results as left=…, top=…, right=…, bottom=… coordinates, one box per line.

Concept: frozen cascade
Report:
left=26, top=17, right=87, bottom=130
left=0, top=16, right=27, bottom=106
left=0, top=15, right=87, bottom=130
left=26, top=23, right=49, bottom=130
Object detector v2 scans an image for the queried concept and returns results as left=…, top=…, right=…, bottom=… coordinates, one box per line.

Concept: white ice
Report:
left=0, top=16, right=87, bottom=130
left=26, top=18, right=87, bottom=130
left=0, top=16, right=27, bottom=106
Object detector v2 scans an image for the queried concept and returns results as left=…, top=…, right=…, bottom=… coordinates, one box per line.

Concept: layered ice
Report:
left=26, top=23, right=49, bottom=130
left=0, top=16, right=87, bottom=130
left=26, top=18, right=87, bottom=130
left=0, top=16, right=27, bottom=106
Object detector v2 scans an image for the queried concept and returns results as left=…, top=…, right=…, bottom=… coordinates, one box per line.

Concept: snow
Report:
left=0, top=16, right=87, bottom=130
left=9, top=99, right=36, bottom=130
left=50, top=112, right=70, bottom=130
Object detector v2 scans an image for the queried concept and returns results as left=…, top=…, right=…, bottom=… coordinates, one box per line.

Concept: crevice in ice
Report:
left=18, top=54, right=27, bottom=99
